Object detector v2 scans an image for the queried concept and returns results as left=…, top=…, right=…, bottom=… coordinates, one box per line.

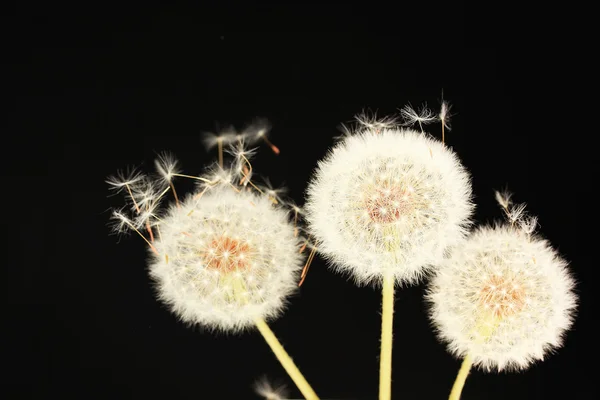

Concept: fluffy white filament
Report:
left=305, top=125, right=473, bottom=286
left=427, top=223, right=577, bottom=371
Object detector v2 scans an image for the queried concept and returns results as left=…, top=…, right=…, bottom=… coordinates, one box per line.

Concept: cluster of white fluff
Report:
left=150, top=186, right=303, bottom=332
left=427, top=195, right=577, bottom=371
left=305, top=118, right=473, bottom=286
left=108, top=124, right=305, bottom=332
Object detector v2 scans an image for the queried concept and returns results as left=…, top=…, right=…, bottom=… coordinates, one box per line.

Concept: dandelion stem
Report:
left=254, top=317, right=319, bottom=400
left=449, top=354, right=472, bottom=400
left=379, top=273, right=395, bottom=400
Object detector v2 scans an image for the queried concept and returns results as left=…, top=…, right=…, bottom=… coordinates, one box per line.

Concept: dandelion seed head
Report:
left=399, top=104, right=437, bottom=127
left=427, top=224, right=577, bottom=372
left=149, top=187, right=304, bottom=332
left=305, top=125, right=473, bottom=286
left=155, top=152, right=181, bottom=184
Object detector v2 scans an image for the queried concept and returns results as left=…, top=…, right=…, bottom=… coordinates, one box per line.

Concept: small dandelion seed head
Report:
left=149, top=186, right=304, bottom=332
left=427, top=224, right=577, bottom=372
left=305, top=125, right=473, bottom=286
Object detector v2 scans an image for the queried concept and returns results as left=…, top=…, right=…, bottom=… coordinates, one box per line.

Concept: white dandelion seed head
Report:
left=305, top=127, right=474, bottom=286
left=148, top=186, right=304, bottom=332
left=427, top=224, right=577, bottom=372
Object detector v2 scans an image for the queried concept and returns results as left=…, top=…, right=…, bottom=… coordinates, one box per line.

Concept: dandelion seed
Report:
left=494, top=189, right=513, bottom=210
left=244, top=118, right=279, bottom=154
left=106, top=168, right=145, bottom=191
left=439, top=99, right=452, bottom=143
left=399, top=104, right=437, bottom=132
left=506, top=202, right=528, bottom=225
left=109, top=209, right=133, bottom=236
left=155, top=152, right=182, bottom=206
left=154, top=152, right=180, bottom=184
left=259, top=177, right=288, bottom=204
left=253, top=376, right=289, bottom=400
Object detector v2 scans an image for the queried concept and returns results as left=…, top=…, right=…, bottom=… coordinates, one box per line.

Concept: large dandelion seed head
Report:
left=305, top=126, right=473, bottom=285
left=149, top=186, right=304, bottom=332
left=427, top=224, right=577, bottom=372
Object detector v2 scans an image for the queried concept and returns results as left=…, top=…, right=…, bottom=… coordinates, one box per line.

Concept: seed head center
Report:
left=203, top=236, right=252, bottom=272
left=478, top=275, right=526, bottom=319
left=365, top=183, right=414, bottom=223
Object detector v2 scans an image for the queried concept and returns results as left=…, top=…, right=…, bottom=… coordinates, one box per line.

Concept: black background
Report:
left=6, top=3, right=591, bottom=400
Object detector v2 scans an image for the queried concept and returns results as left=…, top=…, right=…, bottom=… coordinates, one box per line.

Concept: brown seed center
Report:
left=203, top=236, right=252, bottom=272
left=478, top=275, right=526, bottom=319
left=365, top=184, right=414, bottom=224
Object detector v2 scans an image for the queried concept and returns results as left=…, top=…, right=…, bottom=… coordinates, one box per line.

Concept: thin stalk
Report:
left=379, top=273, right=395, bottom=400
left=254, top=317, right=319, bottom=400
left=449, top=354, right=473, bottom=400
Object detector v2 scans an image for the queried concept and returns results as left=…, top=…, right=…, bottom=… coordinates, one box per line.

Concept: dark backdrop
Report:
left=7, top=3, right=590, bottom=400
